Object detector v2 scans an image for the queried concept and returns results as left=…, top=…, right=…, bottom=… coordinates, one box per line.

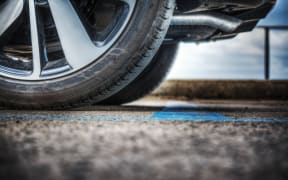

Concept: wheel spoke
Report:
left=48, top=0, right=136, bottom=70
left=0, top=0, right=24, bottom=37
left=0, top=0, right=136, bottom=80
left=47, top=0, right=104, bottom=69
left=29, top=0, right=46, bottom=78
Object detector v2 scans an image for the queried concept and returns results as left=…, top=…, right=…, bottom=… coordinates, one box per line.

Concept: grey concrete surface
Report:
left=0, top=98, right=288, bottom=180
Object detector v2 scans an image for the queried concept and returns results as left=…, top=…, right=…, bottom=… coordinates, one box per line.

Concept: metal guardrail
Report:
left=258, top=26, right=288, bottom=80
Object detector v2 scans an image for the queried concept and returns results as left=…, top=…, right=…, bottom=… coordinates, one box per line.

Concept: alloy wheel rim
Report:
left=0, top=0, right=136, bottom=80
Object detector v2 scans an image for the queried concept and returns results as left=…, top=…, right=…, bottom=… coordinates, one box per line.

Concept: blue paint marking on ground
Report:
left=152, top=111, right=232, bottom=121
left=151, top=102, right=232, bottom=121
left=229, top=118, right=288, bottom=123
left=151, top=102, right=288, bottom=123
left=0, top=102, right=288, bottom=123
left=151, top=111, right=288, bottom=122
left=0, top=114, right=150, bottom=121
left=0, top=111, right=288, bottom=123
left=0, top=113, right=288, bottom=123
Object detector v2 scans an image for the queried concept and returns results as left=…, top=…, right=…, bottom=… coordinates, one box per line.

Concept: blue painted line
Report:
left=0, top=113, right=287, bottom=123
left=151, top=111, right=288, bottom=123
left=227, top=118, right=288, bottom=123
left=151, top=102, right=288, bottom=123
left=0, top=101, right=288, bottom=123
left=0, top=114, right=150, bottom=121
left=152, top=111, right=231, bottom=121
left=151, top=102, right=230, bottom=121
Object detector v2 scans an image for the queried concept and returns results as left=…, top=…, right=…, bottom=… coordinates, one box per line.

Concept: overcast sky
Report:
left=259, top=0, right=288, bottom=26
left=167, top=0, right=288, bottom=80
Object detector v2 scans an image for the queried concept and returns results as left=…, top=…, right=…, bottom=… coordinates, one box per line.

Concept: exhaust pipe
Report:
left=171, top=12, right=243, bottom=33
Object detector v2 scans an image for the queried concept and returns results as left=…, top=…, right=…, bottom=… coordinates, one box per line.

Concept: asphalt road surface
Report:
left=0, top=97, right=288, bottom=180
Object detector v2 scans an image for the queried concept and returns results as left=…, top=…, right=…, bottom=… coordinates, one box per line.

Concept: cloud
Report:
left=168, top=29, right=266, bottom=80
left=259, top=0, right=288, bottom=26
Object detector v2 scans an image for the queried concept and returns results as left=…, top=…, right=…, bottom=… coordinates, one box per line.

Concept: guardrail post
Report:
left=264, top=27, right=270, bottom=80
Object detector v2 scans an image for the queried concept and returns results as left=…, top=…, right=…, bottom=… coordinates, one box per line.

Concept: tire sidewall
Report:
left=101, top=43, right=179, bottom=105
left=0, top=0, right=172, bottom=107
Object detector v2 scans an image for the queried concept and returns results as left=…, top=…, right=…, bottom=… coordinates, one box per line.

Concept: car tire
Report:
left=0, top=0, right=175, bottom=109
left=100, top=43, right=179, bottom=105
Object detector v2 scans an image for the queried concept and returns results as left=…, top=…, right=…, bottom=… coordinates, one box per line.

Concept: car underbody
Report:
left=167, top=0, right=276, bottom=42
